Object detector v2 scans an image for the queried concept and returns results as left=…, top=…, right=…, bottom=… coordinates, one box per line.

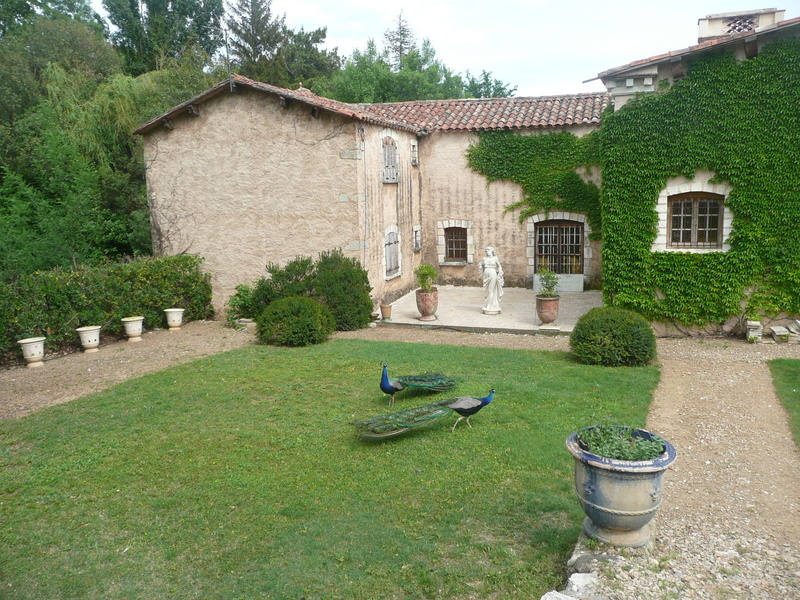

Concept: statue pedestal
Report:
left=482, top=308, right=501, bottom=315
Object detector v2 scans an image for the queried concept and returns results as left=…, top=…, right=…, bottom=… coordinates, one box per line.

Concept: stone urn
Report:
left=566, top=426, right=677, bottom=548
left=164, top=308, right=185, bottom=331
left=535, top=296, right=560, bottom=324
left=379, top=304, right=392, bottom=321
left=17, top=336, right=46, bottom=368
left=415, top=289, right=438, bottom=321
left=76, top=325, right=102, bottom=353
left=121, top=316, right=145, bottom=342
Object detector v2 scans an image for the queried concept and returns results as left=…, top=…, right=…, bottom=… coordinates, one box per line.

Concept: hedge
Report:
left=0, top=255, right=213, bottom=365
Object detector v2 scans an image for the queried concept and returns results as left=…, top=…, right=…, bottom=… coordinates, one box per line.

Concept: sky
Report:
left=90, top=1, right=797, bottom=96
left=264, top=1, right=796, bottom=96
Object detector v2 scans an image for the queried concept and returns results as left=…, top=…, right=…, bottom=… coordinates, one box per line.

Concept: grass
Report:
left=769, top=359, right=800, bottom=447
left=0, top=339, right=660, bottom=599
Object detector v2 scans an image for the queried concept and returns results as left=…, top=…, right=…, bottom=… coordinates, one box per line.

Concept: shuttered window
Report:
left=385, top=231, right=399, bottom=276
left=382, top=137, right=398, bottom=183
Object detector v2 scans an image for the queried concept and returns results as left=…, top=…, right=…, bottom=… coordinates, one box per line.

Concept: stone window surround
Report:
left=652, top=170, right=733, bottom=253
left=526, top=211, right=592, bottom=283
left=436, top=220, right=474, bottom=266
left=383, top=224, right=401, bottom=280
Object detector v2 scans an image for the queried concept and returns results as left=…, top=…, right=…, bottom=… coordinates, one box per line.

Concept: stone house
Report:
left=136, top=8, right=799, bottom=322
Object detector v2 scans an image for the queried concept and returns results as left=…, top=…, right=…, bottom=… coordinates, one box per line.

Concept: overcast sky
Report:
left=266, top=1, right=795, bottom=96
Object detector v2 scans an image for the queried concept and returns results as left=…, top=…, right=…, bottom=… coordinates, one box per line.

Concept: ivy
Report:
left=467, top=39, right=800, bottom=326
left=467, top=129, right=603, bottom=238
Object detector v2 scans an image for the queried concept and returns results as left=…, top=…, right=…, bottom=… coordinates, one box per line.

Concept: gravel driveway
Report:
left=2, top=321, right=799, bottom=598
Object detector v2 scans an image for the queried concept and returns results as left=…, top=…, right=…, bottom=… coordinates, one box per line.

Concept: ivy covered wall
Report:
left=468, top=38, right=800, bottom=327
left=602, top=39, right=800, bottom=325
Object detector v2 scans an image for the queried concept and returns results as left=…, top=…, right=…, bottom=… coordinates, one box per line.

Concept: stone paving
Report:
left=381, top=285, right=603, bottom=334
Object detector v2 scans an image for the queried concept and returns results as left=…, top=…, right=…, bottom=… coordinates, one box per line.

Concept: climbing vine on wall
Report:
left=467, top=129, right=603, bottom=239
left=602, top=39, right=800, bottom=325
left=467, top=38, right=800, bottom=326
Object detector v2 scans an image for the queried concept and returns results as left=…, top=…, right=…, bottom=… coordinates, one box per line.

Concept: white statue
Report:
left=478, top=246, right=504, bottom=314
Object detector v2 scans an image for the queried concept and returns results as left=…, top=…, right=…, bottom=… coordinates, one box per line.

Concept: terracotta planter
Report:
left=566, top=427, right=677, bottom=548
left=415, top=289, right=438, bottom=321
left=17, top=337, right=46, bottom=368
left=121, top=316, right=144, bottom=342
left=76, top=325, right=102, bottom=353
left=164, top=308, right=185, bottom=331
left=535, top=296, right=560, bottom=324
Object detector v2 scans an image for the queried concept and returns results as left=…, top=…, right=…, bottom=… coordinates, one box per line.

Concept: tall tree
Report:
left=103, top=0, right=224, bottom=75
left=465, top=70, right=517, bottom=98
left=383, top=10, right=415, bottom=70
left=225, top=0, right=339, bottom=88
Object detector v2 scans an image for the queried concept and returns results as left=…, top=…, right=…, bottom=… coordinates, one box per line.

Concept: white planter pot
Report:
left=76, top=325, right=102, bottom=353
left=17, top=337, right=46, bottom=368
left=121, top=316, right=144, bottom=342
left=164, top=308, right=185, bottom=331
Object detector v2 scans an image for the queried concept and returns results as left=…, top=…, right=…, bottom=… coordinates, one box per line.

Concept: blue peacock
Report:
left=379, top=362, right=456, bottom=405
left=353, top=389, right=495, bottom=440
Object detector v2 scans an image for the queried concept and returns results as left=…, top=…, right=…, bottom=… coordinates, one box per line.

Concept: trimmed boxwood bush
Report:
left=570, top=307, right=656, bottom=367
left=256, top=296, right=335, bottom=347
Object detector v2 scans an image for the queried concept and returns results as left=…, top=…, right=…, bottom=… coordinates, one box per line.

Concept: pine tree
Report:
left=383, top=11, right=415, bottom=71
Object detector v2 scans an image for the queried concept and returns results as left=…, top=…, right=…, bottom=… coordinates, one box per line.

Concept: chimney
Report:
left=697, top=8, right=786, bottom=43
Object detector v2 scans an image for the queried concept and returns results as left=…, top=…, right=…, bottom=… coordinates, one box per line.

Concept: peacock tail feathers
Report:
left=353, top=398, right=454, bottom=440
left=395, top=373, right=456, bottom=392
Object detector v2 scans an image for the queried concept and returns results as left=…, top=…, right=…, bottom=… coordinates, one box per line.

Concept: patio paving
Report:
left=380, top=286, right=603, bottom=334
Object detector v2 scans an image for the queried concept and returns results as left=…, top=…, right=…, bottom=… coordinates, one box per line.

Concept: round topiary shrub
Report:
left=256, top=296, right=335, bottom=347
left=569, top=307, right=656, bottom=366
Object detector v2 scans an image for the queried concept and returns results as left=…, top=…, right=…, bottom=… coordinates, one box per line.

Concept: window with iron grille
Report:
left=535, top=221, right=583, bottom=274
left=385, top=230, right=399, bottom=276
left=382, top=137, right=398, bottom=183
left=668, top=192, right=723, bottom=248
left=444, top=227, right=467, bottom=261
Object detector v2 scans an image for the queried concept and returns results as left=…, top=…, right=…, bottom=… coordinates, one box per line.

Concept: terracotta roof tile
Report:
left=134, top=73, right=609, bottom=135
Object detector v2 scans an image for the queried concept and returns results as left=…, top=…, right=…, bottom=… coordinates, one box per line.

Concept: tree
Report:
left=465, top=70, right=517, bottom=99
left=0, top=0, right=100, bottom=38
left=103, top=0, right=224, bottom=75
left=314, top=13, right=515, bottom=103
left=383, top=10, right=415, bottom=70
left=225, top=0, right=339, bottom=88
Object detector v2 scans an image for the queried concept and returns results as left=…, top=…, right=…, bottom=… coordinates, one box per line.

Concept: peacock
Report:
left=354, top=389, right=495, bottom=440
left=379, top=362, right=456, bottom=405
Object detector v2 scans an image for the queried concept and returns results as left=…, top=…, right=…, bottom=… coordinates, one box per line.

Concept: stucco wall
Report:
left=143, top=88, right=363, bottom=311
left=419, top=126, right=599, bottom=289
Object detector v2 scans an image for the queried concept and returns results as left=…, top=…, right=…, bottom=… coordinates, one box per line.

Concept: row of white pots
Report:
left=16, top=308, right=186, bottom=368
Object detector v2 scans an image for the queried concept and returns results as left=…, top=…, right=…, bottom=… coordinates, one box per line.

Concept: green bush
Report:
left=313, top=249, right=373, bottom=331
left=256, top=296, right=334, bottom=347
left=569, top=307, right=656, bottom=367
left=0, top=255, right=213, bottom=364
left=227, top=249, right=373, bottom=331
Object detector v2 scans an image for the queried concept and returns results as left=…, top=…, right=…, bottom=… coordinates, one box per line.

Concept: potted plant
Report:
left=414, top=262, right=439, bottom=321
left=566, top=425, right=677, bottom=548
left=535, top=267, right=560, bottom=324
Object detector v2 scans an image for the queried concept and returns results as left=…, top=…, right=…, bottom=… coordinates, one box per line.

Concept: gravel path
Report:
left=2, top=321, right=799, bottom=599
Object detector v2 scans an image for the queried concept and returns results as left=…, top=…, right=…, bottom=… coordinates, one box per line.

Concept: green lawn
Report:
left=0, top=339, right=660, bottom=599
left=769, top=359, right=800, bottom=447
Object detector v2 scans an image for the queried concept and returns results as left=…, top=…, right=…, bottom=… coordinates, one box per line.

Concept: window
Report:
left=444, top=227, right=467, bottom=262
left=410, top=140, right=419, bottom=167
left=412, top=226, right=421, bottom=251
left=535, top=221, right=583, bottom=274
left=385, top=230, right=399, bottom=277
left=668, top=192, right=723, bottom=248
left=382, top=137, right=398, bottom=183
